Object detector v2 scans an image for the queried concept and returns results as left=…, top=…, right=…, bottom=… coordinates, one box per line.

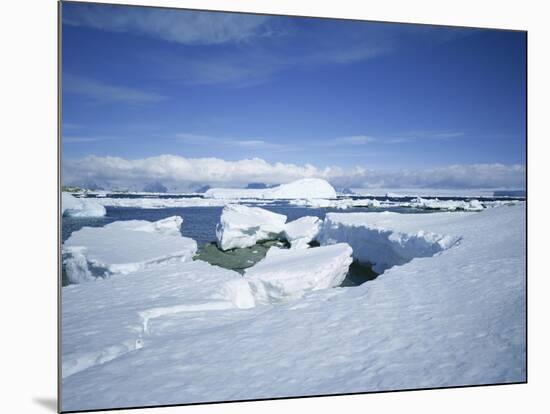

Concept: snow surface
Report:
left=216, top=204, right=287, bottom=251
left=62, top=192, right=106, bottom=217
left=205, top=178, right=337, bottom=199
left=245, top=243, right=353, bottom=303
left=62, top=260, right=245, bottom=379
left=62, top=205, right=525, bottom=411
left=283, top=216, right=323, bottom=248
left=63, top=216, right=197, bottom=283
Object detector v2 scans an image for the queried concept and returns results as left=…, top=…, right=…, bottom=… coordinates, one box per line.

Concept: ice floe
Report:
left=283, top=216, right=323, bottom=249
left=63, top=216, right=197, bottom=284
left=62, top=192, right=106, bottom=217
left=216, top=205, right=287, bottom=251
left=245, top=243, right=353, bottom=303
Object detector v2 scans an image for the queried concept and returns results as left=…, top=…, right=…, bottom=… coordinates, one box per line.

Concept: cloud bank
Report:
left=62, top=155, right=525, bottom=192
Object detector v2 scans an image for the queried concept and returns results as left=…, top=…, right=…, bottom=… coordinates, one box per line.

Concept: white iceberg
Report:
left=216, top=204, right=287, bottom=251
left=62, top=192, right=106, bottom=217
left=245, top=243, right=353, bottom=303
left=283, top=216, right=322, bottom=249
left=63, top=216, right=197, bottom=283
left=205, top=178, right=337, bottom=200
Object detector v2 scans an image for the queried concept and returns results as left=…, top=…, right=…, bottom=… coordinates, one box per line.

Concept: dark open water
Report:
left=61, top=203, right=433, bottom=244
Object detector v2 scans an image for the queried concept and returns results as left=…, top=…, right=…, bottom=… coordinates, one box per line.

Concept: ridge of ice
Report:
left=318, top=212, right=462, bottom=273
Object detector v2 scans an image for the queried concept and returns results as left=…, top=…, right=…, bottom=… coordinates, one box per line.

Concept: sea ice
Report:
left=318, top=211, right=462, bottom=272
left=283, top=216, right=323, bottom=248
left=62, top=192, right=106, bottom=217
left=63, top=216, right=197, bottom=283
left=62, top=205, right=525, bottom=411
left=62, top=260, right=245, bottom=379
left=216, top=204, right=287, bottom=251
left=245, top=243, right=353, bottom=303
left=408, top=197, right=484, bottom=211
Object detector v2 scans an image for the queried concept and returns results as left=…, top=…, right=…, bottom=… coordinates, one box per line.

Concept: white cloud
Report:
left=62, top=155, right=525, bottom=191
left=321, top=135, right=377, bottom=146
left=63, top=74, right=165, bottom=104
left=63, top=4, right=271, bottom=45
left=175, top=133, right=295, bottom=151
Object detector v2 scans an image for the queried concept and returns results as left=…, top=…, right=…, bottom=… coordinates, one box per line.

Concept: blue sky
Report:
left=61, top=2, right=526, bottom=190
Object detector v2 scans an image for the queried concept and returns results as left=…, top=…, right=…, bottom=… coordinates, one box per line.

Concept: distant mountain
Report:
left=66, top=180, right=104, bottom=191
left=246, top=182, right=275, bottom=189
left=194, top=185, right=211, bottom=193
left=493, top=190, right=526, bottom=197
left=143, top=182, right=168, bottom=193
left=337, top=187, right=356, bottom=195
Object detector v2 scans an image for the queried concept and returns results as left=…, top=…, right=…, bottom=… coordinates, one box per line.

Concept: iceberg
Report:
left=244, top=243, right=353, bottom=303
left=216, top=204, right=287, bottom=251
left=63, top=216, right=197, bottom=284
left=283, top=216, right=322, bottom=249
left=205, top=178, right=337, bottom=200
left=62, top=192, right=106, bottom=217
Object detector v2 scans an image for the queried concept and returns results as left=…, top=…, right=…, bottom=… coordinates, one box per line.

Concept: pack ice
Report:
left=62, top=192, right=106, bottom=217
left=62, top=205, right=525, bottom=411
left=63, top=216, right=197, bottom=283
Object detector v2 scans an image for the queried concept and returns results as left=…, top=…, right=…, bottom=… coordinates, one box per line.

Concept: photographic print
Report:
left=60, top=1, right=526, bottom=412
